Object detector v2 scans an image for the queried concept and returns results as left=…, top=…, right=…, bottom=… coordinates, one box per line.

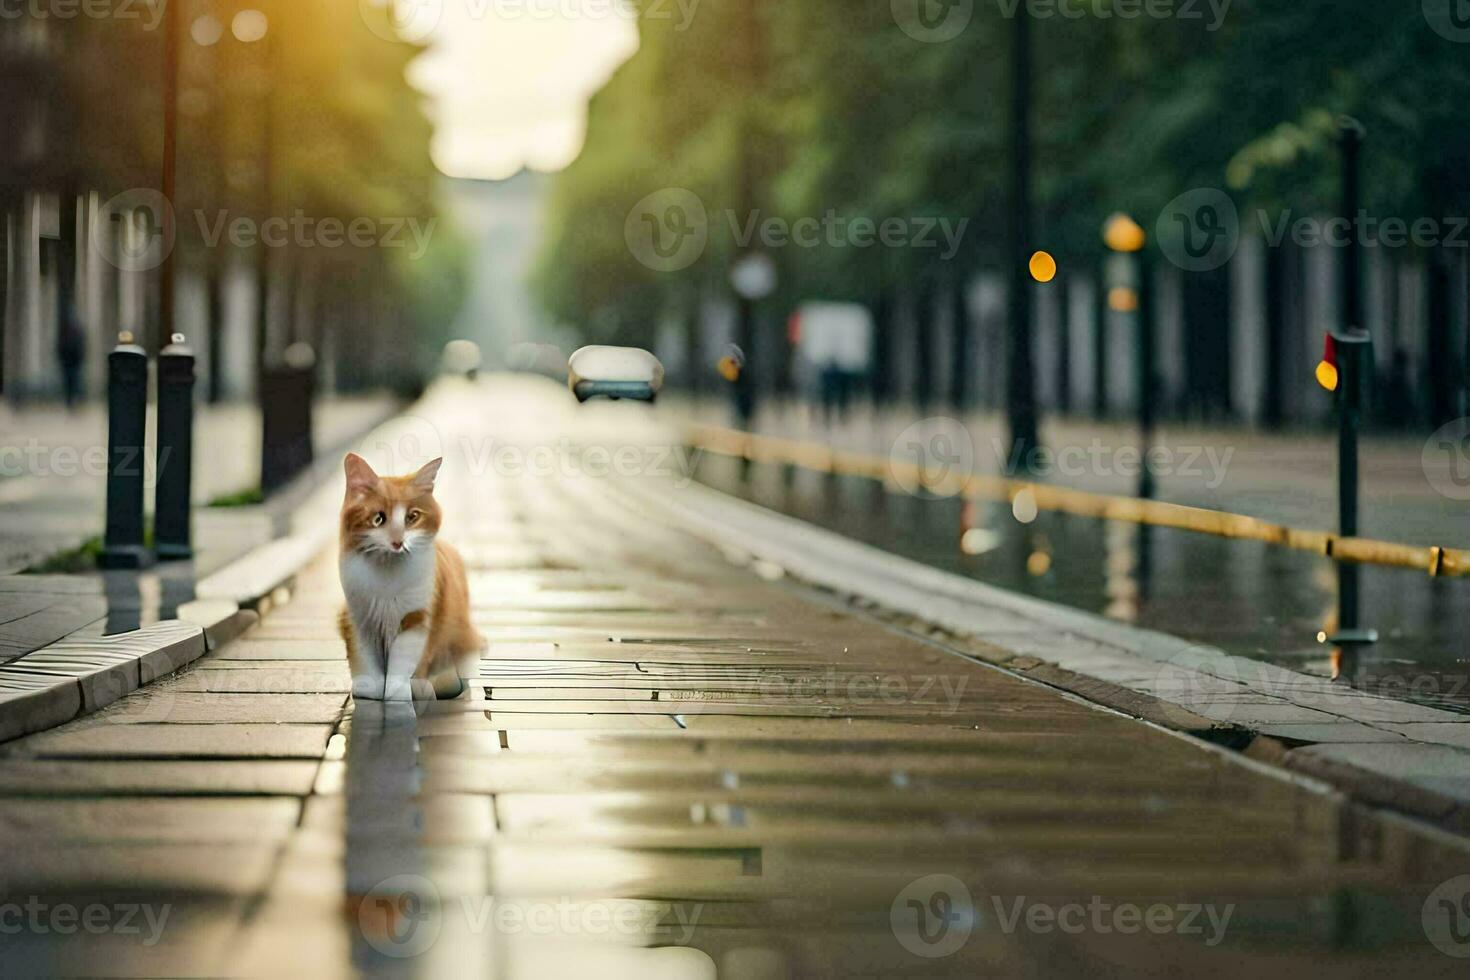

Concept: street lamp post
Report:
left=158, top=0, right=180, bottom=352
left=1005, top=9, right=1039, bottom=470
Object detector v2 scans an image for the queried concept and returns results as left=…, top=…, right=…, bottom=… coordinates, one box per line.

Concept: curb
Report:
left=0, top=532, right=317, bottom=745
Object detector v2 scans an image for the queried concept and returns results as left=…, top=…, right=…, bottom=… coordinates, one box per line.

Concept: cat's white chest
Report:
left=340, top=549, right=434, bottom=650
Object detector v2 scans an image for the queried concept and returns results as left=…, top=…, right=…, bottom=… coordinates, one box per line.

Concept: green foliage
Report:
left=537, top=0, right=1470, bottom=347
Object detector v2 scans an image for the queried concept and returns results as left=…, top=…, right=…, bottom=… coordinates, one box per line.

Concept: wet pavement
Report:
left=689, top=409, right=1470, bottom=715
left=2, top=380, right=1469, bottom=977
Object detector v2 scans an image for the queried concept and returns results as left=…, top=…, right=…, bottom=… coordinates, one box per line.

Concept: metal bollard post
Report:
left=100, top=332, right=154, bottom=569
left=1328, top=117, right=1376, bottom=646
left=1329, top=330, right=1376, bottom=645
left=154, top=332, right=195, bottom=560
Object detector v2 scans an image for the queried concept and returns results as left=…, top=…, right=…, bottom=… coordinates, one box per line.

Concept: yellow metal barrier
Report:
left=688, top=425, right=1470, bottom=578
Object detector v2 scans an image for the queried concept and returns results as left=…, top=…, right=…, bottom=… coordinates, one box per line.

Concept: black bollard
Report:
left=100, top=332, right=154, bottom=569
left=1328, top=117, right=1376, bottom=646
left=260, top=343, right=316, bottom=495
left=154, top=332, right=195, bottom=560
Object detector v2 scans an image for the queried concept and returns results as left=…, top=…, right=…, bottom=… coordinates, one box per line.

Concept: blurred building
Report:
left=440, top=171, right=571, bottom=370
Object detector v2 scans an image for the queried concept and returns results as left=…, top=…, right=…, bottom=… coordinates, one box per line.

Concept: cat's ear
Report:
left=344, top=453, right=378, bottom=495
left=412, top=457, right=443, bottom=493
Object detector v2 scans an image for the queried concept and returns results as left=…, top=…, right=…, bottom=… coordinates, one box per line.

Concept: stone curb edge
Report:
left=0, top=534, right=323, bottom=747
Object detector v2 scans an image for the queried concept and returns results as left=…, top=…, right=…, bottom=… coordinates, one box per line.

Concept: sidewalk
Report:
left=0, top=396, right=398, bottom=677
left=0, top=396, right=399, bottom=574
left=1, top=378, right=1467, bottom=976
left=676, top=396, right=1470, bottom=715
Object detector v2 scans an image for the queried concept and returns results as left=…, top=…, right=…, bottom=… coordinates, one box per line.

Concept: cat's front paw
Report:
left=384, top=676, right=436, bottom=702
left=383, top=675, right=414, bottom=702
left=352, top=675, right=386, bottom=700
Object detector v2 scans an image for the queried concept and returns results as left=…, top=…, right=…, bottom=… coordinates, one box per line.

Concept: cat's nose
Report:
left=390, top=541, right=403, bottom=551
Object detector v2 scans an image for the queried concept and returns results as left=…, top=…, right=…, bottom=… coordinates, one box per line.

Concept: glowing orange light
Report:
left=1107, top=286, right=1138, bottom=312
left=1028, top=251, right=1058, bottom=283
left=1102, top=213, right=1146, bottom=253
left=1315, top=360, right=1339, bottom=392
left=717, top=356, right=741, bottom=383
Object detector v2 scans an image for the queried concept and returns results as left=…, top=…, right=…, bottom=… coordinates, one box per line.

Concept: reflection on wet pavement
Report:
left=699, top=456, right=1470, bottom=714
left=2, top=382, right=1469, bottom=977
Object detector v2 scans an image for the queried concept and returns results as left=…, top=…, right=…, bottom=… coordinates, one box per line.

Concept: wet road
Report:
left=2, top=379, right=1469, bottom=977
left=697, top=455, right=1470, bottom=715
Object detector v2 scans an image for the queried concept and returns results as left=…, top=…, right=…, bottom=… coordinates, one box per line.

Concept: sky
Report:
left=404, top=0, right=641, bottom=181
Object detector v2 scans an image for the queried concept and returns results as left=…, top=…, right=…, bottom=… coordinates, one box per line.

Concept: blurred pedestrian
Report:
left=58, top=305, right=86, bottom=411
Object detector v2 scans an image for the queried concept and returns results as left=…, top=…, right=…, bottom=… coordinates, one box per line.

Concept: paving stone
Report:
left=179, top=665, right=352, bottom=694
left=1390, top=723, right=1470, bottom=750
left=77, top=691, right=348, bottom=725
left=0, top=759, right=319, bottom=795
left=1290, top=742, right=1470, bottom=804
left=0, top=842, right=280, bottom=893
left=1256, top=722, right=1414, bottom=744
left=0, top=797, right=302, bottom=841
left=13, top=723, right=333, bottom=759
left=206, top=639, right=345, bottom=661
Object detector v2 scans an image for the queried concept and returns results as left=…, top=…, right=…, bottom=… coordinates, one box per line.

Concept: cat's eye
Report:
left=406, top=509, right=421, bottom=525
left=371, top=511, right=385, bottom=527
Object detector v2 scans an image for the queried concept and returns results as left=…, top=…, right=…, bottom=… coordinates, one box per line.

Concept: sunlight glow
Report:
left=407, top=1, right=641, bottom=180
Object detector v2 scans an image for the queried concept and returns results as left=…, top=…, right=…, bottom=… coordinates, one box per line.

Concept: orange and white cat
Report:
left=337, top=453, right=482, bottom=701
